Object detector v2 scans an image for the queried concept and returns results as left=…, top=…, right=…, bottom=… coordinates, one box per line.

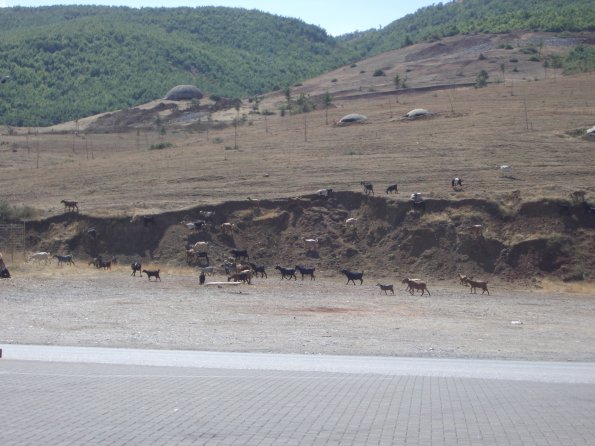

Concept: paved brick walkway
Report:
left=1, top=351, right=594, bottom=445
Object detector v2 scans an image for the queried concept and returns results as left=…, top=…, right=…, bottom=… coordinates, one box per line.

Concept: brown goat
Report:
left=402, top=278, right=430, bottom=296
left=463, top=277, right=489, bottom=295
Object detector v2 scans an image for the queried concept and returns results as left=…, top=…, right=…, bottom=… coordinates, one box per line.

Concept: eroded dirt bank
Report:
left=23, top=192, right=594, bottom=285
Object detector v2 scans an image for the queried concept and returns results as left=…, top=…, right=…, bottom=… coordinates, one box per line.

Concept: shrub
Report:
left=350, top=63, right=357, bottom=68
left=373, top=69, right=386, bottom=77
left=478, top=53, right=487, bottom=60
left=0, top=201, right=35, bottom=222
left=529, top=56, right=541, bottom=62
left=149, top=142, right=173, bottom=150
left=509, top=58, right=518, bottom=63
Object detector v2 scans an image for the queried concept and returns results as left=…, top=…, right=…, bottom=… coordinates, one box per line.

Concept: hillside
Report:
left=1, top=1, right=595, bottom=127
left=1, top=29, right=594, bottom=284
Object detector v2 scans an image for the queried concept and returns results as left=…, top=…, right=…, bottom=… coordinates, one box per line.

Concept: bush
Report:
left=373, top=69, right=386, bottom=77
left=475, top=70, right=489, bottom=88
left=509, top=58, right=518, bottom=63
left=529, top=56, right=541, bottom=62
left=0, top=201, right=35, bottom=222
left=478, top=53, right=487, bottom=60
left=149, top=142, right=173, bottom=150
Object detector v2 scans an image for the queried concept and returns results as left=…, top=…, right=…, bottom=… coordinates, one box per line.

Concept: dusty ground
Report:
left=1, top=265, right=594, bottom=361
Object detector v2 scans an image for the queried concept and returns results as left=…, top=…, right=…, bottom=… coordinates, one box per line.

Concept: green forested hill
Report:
left=344, top=0, right=595, bottom=56
left=0, top=6, right=357, bottom=126
left=0, top=1, right=594, bottom=127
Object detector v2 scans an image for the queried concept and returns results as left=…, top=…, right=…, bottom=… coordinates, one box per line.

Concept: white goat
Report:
left=28, top=252, right=51, bottom=263
left=316, top=188, right=333, bottom=197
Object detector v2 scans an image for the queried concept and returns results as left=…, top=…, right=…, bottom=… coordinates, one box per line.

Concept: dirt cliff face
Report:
left=25, top=192, right=594, bottom=284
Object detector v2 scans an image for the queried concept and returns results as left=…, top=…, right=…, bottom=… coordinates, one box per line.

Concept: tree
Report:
left=323, top=91, right=333, bottom=125
left=500, top=63, right=506, bottom=84
left=234, top=101, right=240, bottom=149
left=394, top=74, right=401, bottom=89
left=475, top=70, right=489, bottom=88
left=283, top=86, right=291, bottom=109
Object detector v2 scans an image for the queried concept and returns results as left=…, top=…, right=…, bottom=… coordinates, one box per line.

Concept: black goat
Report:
left=131, top=262, right=142, bottom=276
left=275, top=266, right=297, bottom=280
left=230, top=249, right=249, bottom=261
left=295, top=265, right=316, bottom=280
left=0, top=267, right=10, bottom=279
left=376, top=283, right=395, bottom=295
left=54, top=254, right=75, bottom=266
left=249, top=263, right=267, bottom=278
left=360, top=181, right=374, bottom=195
left=584, top=202, right=595, bottom=214
left=142, top=269, right=161, bottom=281
left=341, top=269, right=364, bottom=285
left=385, top=184, right=398, bottom=194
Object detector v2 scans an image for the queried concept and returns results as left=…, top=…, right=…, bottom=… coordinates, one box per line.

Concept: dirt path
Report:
left=1, top=266, right=593, bottom=361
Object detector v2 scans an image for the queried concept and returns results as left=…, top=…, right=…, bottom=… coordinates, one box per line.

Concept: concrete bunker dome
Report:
left=164, top=85, right=204, bottom=101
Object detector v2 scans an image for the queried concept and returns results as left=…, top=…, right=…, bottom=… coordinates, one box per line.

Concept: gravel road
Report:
left=1, top=266, right=594, bottom=361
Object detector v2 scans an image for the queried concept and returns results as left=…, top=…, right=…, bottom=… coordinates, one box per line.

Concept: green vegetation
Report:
left=563, top=45, right=595, bottom=73
left=0, top=1, right=593, bottom=127
left=149, top=142, right=173, bottom=150
left=343, top=0, right=595, bottom=57
left=0, top=5, right=357, bottom=126
left=0, top=201, right=35, bottom=222
left=475, top=70, right=489, bottom=88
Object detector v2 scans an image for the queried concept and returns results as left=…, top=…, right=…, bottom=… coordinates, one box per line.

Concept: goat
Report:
left=220, top=222, right=237, bottom=235
left=0, top=266, right=10, bottom=279
left=247, top=197, right=261, bottom=208
left=385, top=184, right=398, bottom=194
left=458, top=273, right=472, bottom=286
left=142, top=269, right=161, bottom=281
left=316, top=188, right=333, bottom=197
left=54, top=254, right=75, bottom=266
left=409, top=193, right=425, bottom=210
left=182, top=220, right=207, bottom=231
left=89, top=256, right=103, bottom=268
left=295, top=265, right=316, bottom=280
left=228, top=269, right=252, bottom=284
left=341, top=269, right=364, bottom=285
left=303, top=238, right=319, bottom=253
left=360, top=181, right=374, bottom=195
left=230, top=249, right=249, bottom=261
left=583, top=202, right=595, bottom=214
left=200, top=266, right=215, bottom=276
left=402, top=278, right=430, bottom=296
left=499, top=165, right=513, bottom=178
left=199, top=271, right=206, bottom=285
left=131, top=262, right=142, bottom=276
left=28, top=252, right=51, bottom=263
left=345, top=217, right=358, bottom=228
left=193, top=241, right=209, bottom=253
left=185, top=249, right=209, bottom=265
left=85, top=227, right=97, bottom=239
left=131, top=215, right=155, bottom=227
left=462, top=277, right=489, bottom=295
left=249, top=263, right=267, bottom=278
left=61, top=200, right=78, bottom=212
left=99, top=257, right=117, bottom=270
left=275, top=266, right=297, bottom=280
left=199, top=210, right=216, bottom=220
left=376, top=283, right=395, bottom=295
left=451, top=177, right=463, bottom=190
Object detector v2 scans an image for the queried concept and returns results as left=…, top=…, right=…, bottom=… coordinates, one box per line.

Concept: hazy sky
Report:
left=0, top=0, right=440, bottom=36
